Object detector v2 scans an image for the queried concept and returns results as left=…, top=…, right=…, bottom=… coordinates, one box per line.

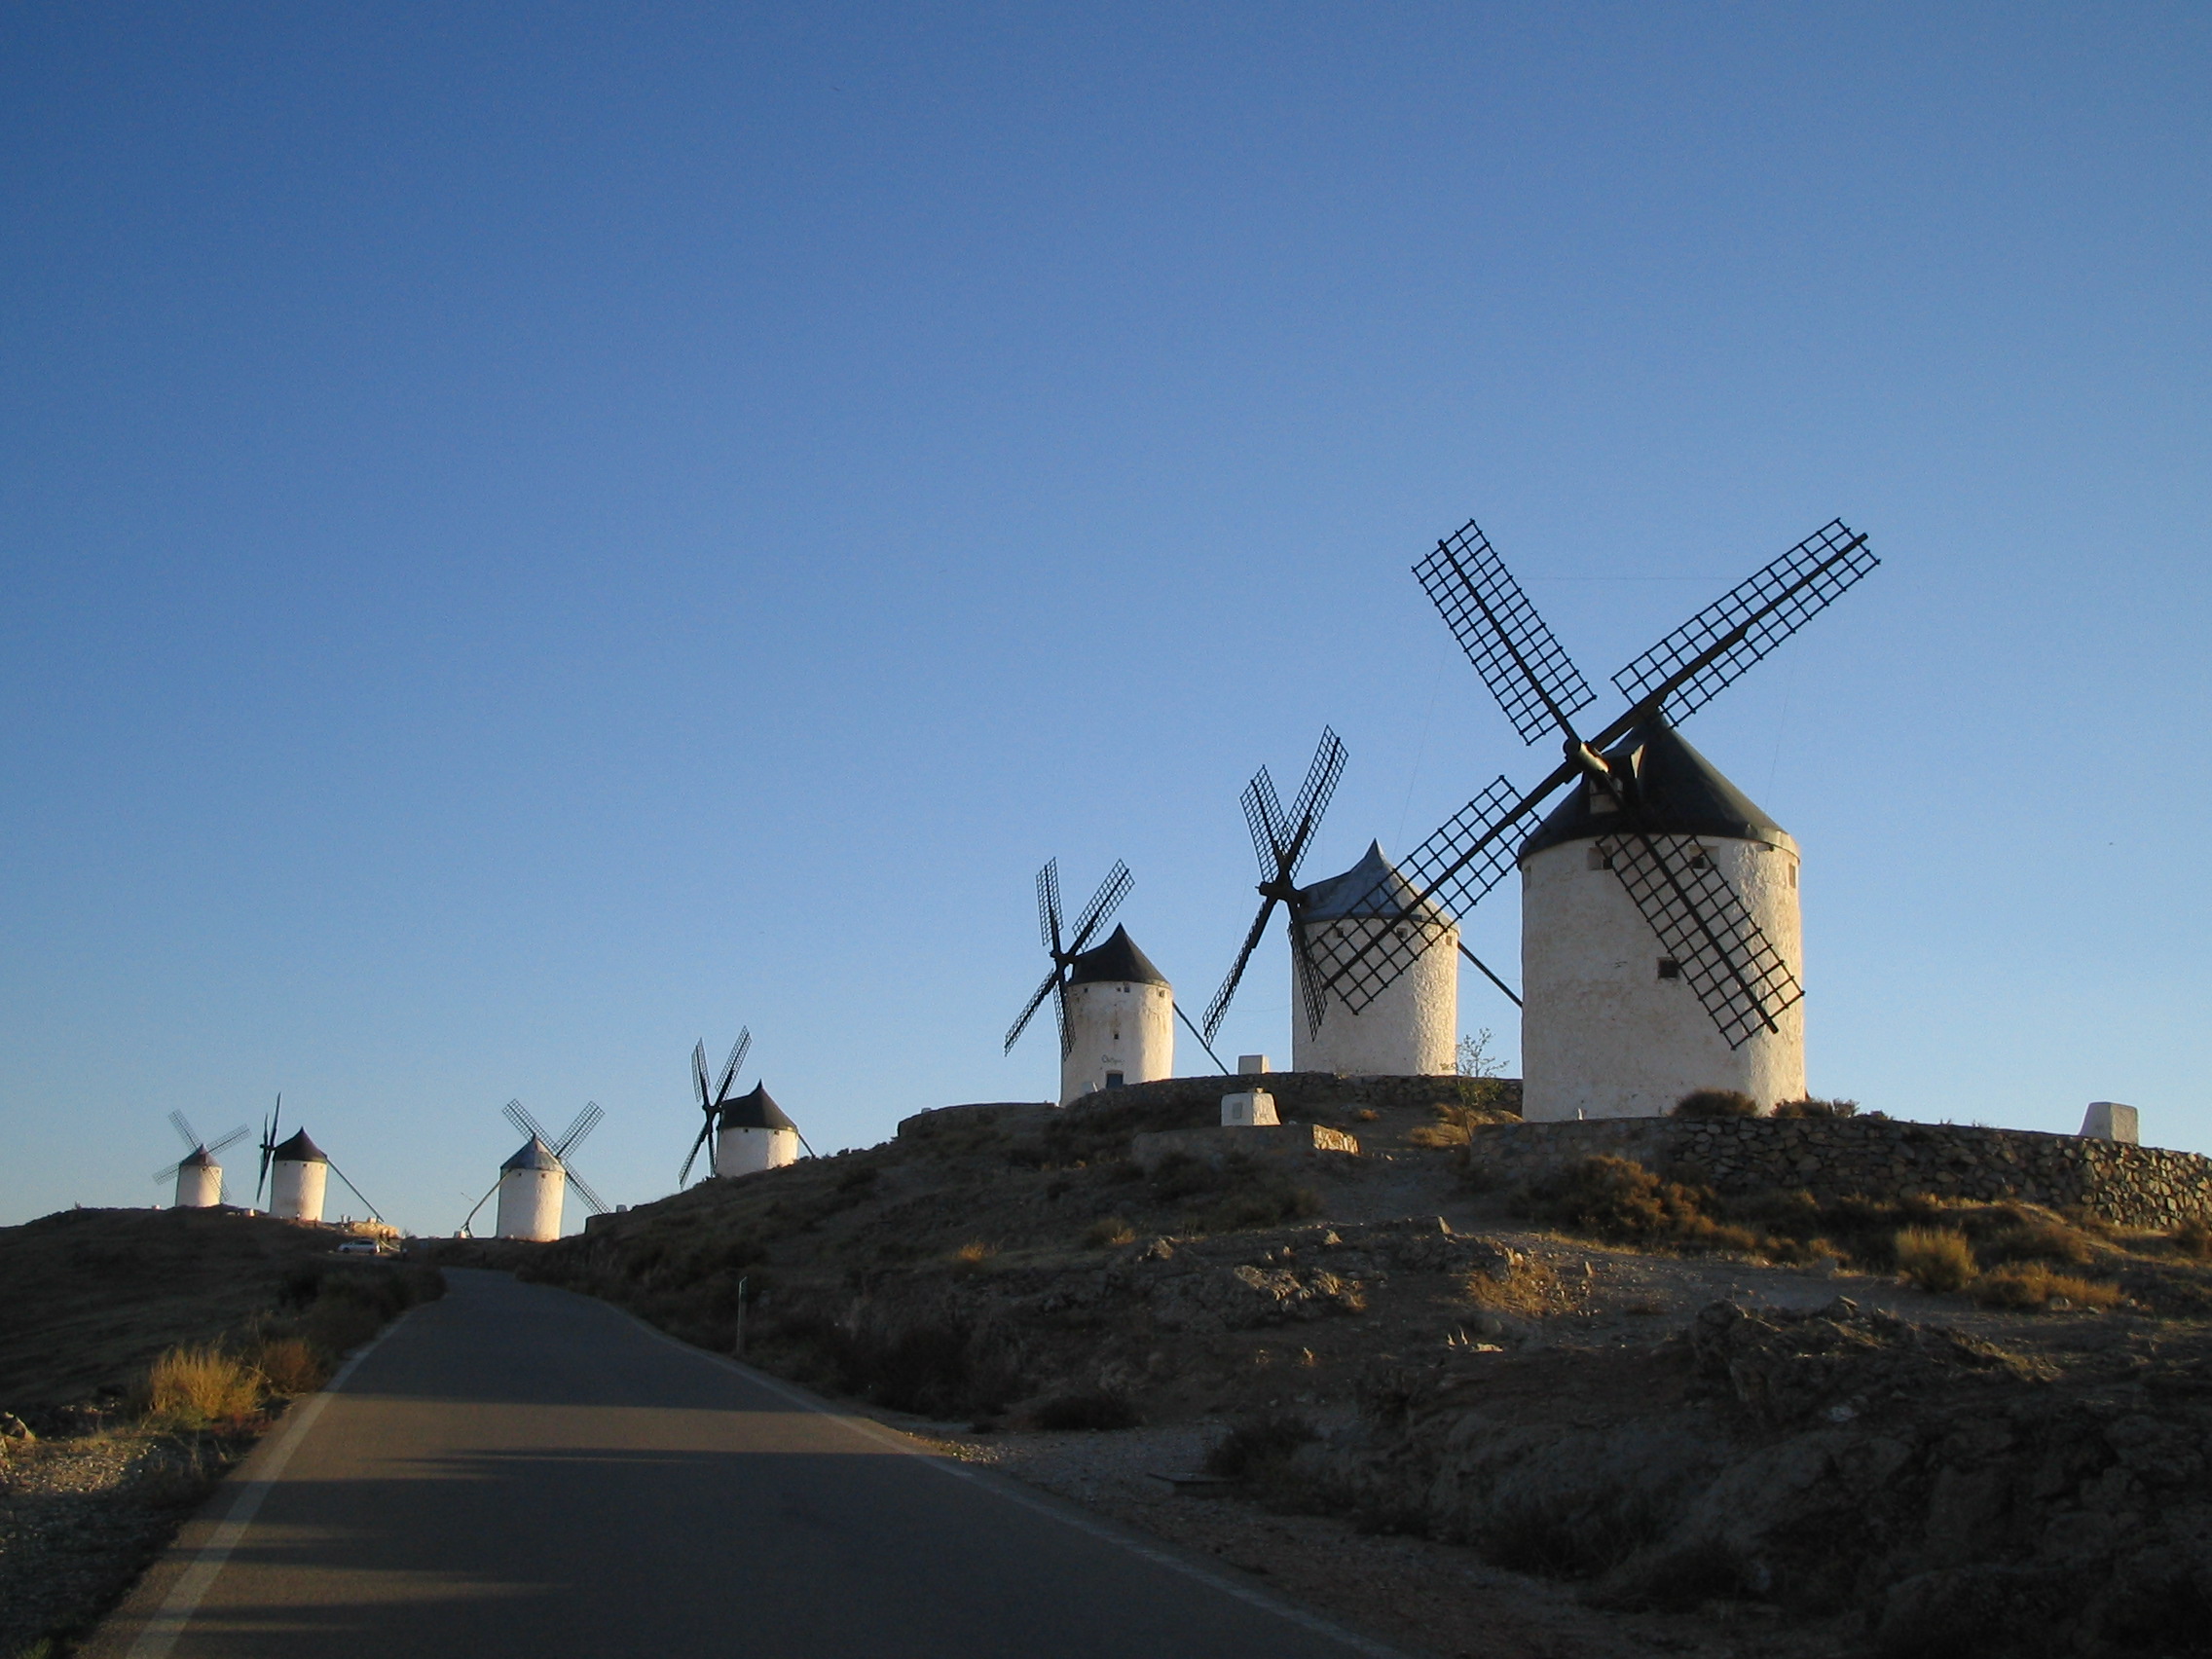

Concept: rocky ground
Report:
left=0, top=1431, right=246, bottom=1659
left=480, top=1080, right=2212, bottom=1659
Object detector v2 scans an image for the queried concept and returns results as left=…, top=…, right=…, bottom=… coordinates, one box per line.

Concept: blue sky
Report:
left=4, top=4, right=2206, bottom=1235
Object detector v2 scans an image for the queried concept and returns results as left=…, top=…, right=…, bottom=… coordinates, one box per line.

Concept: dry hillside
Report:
left=461, top=1079, right=2212, bottom=1659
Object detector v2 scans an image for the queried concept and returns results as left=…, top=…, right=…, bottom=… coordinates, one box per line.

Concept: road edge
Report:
left=605, top=1295, right=1422, bottom=1659
left=76, top=1311, right=417, bottom=1659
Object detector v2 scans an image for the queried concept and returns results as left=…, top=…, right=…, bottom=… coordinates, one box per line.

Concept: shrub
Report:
left=1084, top=1216, right=1136, bottom=1248
left=949, top=1240, right=997, bottom=1272
left=252, top=1337, right=327, bottom=1396
left=1673, top=1088, right=1760, bottom=1120
left=2171, top=1219, right=2212, bottom=1259
left=1149, top=1151, right=1228, bottom=1202
left=1772, top=1096, right=1859, bottom=1119
left=1984, top=1212, right=2097, bottom=1268
left=1030, top=1390, right=1140, bottom=1431
left=144, top=1346, right=262, bottom=1429
left=1407, top=1121, right=1469, bottom=1149
left=1531, top=1156, right=1708, bottom=1240
left=1895, top=1228, right=1977, bottom=1293
left=1203, top=1176, right=1321, bottom=1234
left=1971, top=1262, right=2123, bottom=1311
left=1204, top=1413, right=1318, bottom=1480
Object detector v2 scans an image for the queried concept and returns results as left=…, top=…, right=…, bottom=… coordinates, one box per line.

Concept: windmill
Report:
left=1309, top=516, right=1878, bottom=1118
left=461, top=1100, right=608, bottom=1239
left=680, top=1027, right=751, bottom=1187
left=1200, top=727, right=1346, bottom=1050
left=154, top=1112, right=248, bottom=1209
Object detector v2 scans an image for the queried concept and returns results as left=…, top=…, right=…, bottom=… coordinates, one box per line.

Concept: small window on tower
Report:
left=1588, top=782, right=1619, bottom=815
left=1656, top=958, right=1682, bottom=980
left=1788, top=863, right=1798, bottom=889
left=1686, top=846, right=1710, bottom=868
left=1586, top=845, right=1614, bottom=870
left=1105, top=1071, right=1124, bottom=1089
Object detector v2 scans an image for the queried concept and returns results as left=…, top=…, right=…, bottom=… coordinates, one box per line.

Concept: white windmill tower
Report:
left=1005, top=860, right=1180, bottom=1104
left=714, top=1083, right=807, bottom=1176
left=266, top=1128, right=330, bottom=1221
left=153, top=1112, right=247, bottom=1209
left=1290, top=843, right=1457, bottom=1075
left=1201, top=728, right=1492, bottom=1078
left=252, top=1097, right=386, bottom=1224
left=1309, top=517, right=1878, bottom=1121
left=461, top=1101, right=608, bottom=1240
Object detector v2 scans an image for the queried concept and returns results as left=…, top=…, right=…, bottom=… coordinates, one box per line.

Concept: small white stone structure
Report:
left=173, top=1148, right=223, bottom=1209
left=495, top=1136, right=567, bottom=1240
left=715, top=1083, right=802, bottom=1176
left=1237, top=1054, right=1272, bottom=1075
left=1060, top=924, right=1175, bottom=1104
left=1519, top=720, right=1806, bottom=1122
left=1291, top=842, right=1457, bottom=1077
left=2080, top=1102, right=2140, bottom=1144
left=269, top=1128, right=330, bottom=1222
left=1221, top=1088, right=1279, bottom=1127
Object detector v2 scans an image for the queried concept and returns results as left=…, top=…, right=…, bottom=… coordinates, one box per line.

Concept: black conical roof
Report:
left=1296, top=841, right=1450, bottom=924
left=1518, top=719, right=1789, bottom=861
left=1067, top=923, right=1168, bottom=987
left=271, top=1128, right=328, bottom=1164
left=501, top=1135, right=563, bottom=1172
left=719, top=1083, right=796, bottom=1132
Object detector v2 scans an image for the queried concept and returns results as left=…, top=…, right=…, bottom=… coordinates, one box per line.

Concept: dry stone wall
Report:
left=1466, top=1115, right=2212, bottom=1229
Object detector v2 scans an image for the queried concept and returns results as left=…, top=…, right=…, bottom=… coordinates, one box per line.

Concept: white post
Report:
left=1221, top=1089, right=1279, bottom=1127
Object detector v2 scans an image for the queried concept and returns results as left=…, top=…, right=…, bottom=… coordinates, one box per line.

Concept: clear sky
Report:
left=4, top=4, right=2206, bottom=1235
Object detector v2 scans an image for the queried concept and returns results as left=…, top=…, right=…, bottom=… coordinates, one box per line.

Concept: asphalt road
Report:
left=92, top=1269, right=1402, bottom=1659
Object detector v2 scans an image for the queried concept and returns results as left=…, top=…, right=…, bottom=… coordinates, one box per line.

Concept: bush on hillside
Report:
left=1672, top=1089, right=1760, bottom=1120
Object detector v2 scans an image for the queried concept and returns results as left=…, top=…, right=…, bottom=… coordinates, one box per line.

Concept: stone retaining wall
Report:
left=1064, top=1071, right=1520, bottom=1121
left=1465, top=1116, right=2212, bottom=1229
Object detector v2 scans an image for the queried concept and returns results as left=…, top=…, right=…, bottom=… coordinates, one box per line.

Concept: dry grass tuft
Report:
left=1461, top=1255, right=1561, bottom=1317
left=1084, top=1216, right=1136, bottom=1249
left=251, top=1337, right=327, bottom=1396
left=949, top=1240, right=998, bottom=1272
left=2171, top=1219, right=2212, bottom=1260
left=144, top=1346, right=262, bottom=1429
left=1407, top=1121, right=1469, bottom=1149
left=1895, top=1228, right=1977, bottom=1294
left=1971, top=1261, right=2124, bottom=1311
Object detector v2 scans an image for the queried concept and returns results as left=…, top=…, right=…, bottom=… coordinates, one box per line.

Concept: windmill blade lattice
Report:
left=1416, top=523, right=1596, bottom=745
left=1309, top=776, right=1544, bottom=1014
left=555, top=1101, right=604, bottom=1158
left=715, top=1030, right=751, bottom=1103
left=504, top=1099, right=550, bottom=1146
left=1612, top=520, right=1877, bottom=725
left=1202, top=728, right=1346, bottom=1043
left=1602, top=833, right=1803, bottom=1046
left=1005, top=859, right=1131, bottom=1057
